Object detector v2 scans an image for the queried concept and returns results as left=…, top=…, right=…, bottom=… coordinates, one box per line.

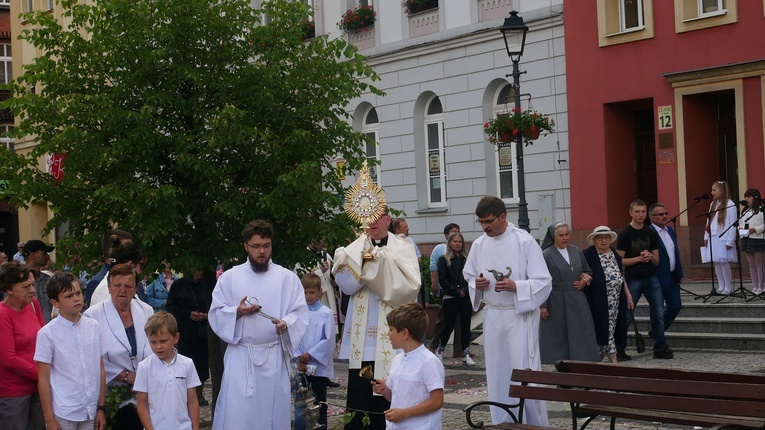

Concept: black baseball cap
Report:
left=23, top=240, right=55, bottom=255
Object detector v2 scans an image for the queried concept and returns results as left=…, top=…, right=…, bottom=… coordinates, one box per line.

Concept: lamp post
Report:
left=499, top=10, right=530, bottom=232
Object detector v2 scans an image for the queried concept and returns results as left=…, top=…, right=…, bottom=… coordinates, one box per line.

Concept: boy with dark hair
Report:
left=134, top=312, right=201, bottom=430
left=294, top=273, right=335, bottom=430
left=36, top=272, right=107, bottom=430
left=616, top=199, right=672, bottom=360
left=371, top=303, right=444, bottom=428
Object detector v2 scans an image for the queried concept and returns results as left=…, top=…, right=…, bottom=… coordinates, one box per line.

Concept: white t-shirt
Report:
left=133, top=350, right=201, bottom=430
left=34, top=316, right=103, bottom=421
left=386, top=344, right=445, bottom=429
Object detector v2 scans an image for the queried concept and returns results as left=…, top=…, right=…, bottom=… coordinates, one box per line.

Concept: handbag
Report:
left=630, top=311, right=646, bottom=354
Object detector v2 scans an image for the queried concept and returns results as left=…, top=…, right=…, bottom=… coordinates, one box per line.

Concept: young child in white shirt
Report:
left=294, top=273, right=335, bottom=430
left=133, top=312, right=201, bottom=430
left=35, top=272, right=107, bottom=430
left=371, top=302, right=444, bottom=429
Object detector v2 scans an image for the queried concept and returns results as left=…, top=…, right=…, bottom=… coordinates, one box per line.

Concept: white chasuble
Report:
left=462, top=222, right=552, bottom=426
left=333, top=232, right=420, bottom=381
left=208, top=261, right=308, bottom=430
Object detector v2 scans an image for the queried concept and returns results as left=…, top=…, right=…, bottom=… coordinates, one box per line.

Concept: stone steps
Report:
left=629, top=285, right=765, bottom=350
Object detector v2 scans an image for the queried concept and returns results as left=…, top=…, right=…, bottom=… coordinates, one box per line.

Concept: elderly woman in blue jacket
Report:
left=145, top=260, right=179, bottom=311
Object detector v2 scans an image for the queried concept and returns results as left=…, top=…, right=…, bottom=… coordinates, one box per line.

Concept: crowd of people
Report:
left=1, top=180, right=763, bottom=429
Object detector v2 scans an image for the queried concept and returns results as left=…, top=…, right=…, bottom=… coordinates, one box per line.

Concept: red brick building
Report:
left=565, top=0, right=765, bottom=274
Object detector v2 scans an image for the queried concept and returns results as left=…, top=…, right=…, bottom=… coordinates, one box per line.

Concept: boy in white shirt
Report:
left=294, top=273, right=335, bottom=430
left=133, top=312, right=201, bottom=430
left=371, top=302, right=444, bottom=429
left=36, top=272, right=107, bottom=430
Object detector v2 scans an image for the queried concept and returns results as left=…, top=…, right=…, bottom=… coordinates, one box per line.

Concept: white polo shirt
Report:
left=133, top=350, right=201, bottom=430
left=386, top=344, right=445, bottom=429
left=34, top=315, right=103, bottom=421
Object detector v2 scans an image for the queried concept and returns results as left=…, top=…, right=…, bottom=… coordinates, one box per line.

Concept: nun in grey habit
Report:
left=539, top=222, right=600, bottom=364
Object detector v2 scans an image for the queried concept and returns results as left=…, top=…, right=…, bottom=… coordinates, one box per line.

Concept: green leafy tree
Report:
left=2, top=0, right=382, bottom=274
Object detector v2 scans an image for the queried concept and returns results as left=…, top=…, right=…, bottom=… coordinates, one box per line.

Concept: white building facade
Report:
left=312, top=0, right=569, bottom=245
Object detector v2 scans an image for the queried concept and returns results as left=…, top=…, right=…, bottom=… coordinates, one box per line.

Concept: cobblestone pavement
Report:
left=199, top=343, right=765, bottom=429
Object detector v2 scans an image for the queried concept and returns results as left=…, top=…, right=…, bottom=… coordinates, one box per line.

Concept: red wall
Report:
left=565, top=0, right=765, bottom=229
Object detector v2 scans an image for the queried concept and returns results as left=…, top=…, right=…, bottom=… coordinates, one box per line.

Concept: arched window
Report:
left=362, top=107, right=380, bottom=185
left=425, top=96, right=445, bottom=206
left=493, top=85, right=518, bottom=202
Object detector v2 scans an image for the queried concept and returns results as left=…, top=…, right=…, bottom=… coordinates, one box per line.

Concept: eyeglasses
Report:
left=476, top=216, right=498, bottom=226
left=594, top=236, right=612, bottom=241
left=651, top=212, right=669, bottom=217
left=245, top=243, right=271, bottom=251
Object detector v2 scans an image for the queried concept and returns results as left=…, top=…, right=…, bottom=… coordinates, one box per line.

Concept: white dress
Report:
left=463, top=222, right=552, bottom=426
left=208, top=261, right=308, bottom=430
left=704, top=199, right=738, bottom=262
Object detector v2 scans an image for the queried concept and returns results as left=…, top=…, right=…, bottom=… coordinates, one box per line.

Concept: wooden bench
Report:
left=463, top=360, right=765, bottom=430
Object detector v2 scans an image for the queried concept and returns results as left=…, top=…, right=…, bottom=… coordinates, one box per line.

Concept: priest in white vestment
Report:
left=209, top=220, right=308, bottom=430
left=333, top=208, right=421, bottom=430
left=463, top=196, right=552, bottom=426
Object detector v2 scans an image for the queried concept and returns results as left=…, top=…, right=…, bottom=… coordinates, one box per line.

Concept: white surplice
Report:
left=463, top=222, right=552, bottom=426
left=208, top=261, right=308, bottom=430
left=333, top=232, right=420, bottom=381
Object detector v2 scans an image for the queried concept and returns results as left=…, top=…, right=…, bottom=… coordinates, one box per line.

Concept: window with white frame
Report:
left=493, top=85, right=518, bottom=202
left=22, top=0, right=33, bottom=13
left=0, top=44, right=11, bottom=85
left=425, top=96, right=445, bottom=206
left=620, top=0, right=644, bottom=31
left=699, top=0, right=725, bottom=15
left=358, top=0, right=373, bottom=7
left=0, top=124, right=14, bottom=151
left=674, top=0, right=735, bottom=32
left=48, top=0, right=54, bottom=10
left=0, top=0, right=10, bottom=6
left=362, top=108, right=380, bottom=185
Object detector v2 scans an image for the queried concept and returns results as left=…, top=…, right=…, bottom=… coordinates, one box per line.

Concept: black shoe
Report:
left=653, top=348, right=674, bottom=359
left=327, top=380, right=340, bottom=388
left=616, top=351, right=632, bottom=362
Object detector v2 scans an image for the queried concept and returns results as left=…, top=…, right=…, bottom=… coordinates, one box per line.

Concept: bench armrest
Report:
left=463, top=400, right=523, bottom=429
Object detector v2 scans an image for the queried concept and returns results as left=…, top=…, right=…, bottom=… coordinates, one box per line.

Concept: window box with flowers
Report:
left=338, top=5, right=376, bottom=33
left=403, top=0, right=438, bottom=14
left=484, top=107, right=555, bottom=146
left=300, top=19, right=316, bottom=41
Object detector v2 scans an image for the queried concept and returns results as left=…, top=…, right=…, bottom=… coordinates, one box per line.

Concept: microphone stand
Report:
left=668, top=198, right=706, bottom=298
left=694, top=204, right=737, bottom=303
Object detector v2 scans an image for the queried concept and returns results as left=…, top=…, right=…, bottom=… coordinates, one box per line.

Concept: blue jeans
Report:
left=626, top=275, right=667, bottom=352
left=662, top=277, right=682, bottom=331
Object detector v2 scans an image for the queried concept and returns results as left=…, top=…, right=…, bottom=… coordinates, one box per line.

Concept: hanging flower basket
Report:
left=338, top=6, right=376, bottom=33
left=403, top=0, right=438, bottom=14
left=484, top=107, right=555, bottom=146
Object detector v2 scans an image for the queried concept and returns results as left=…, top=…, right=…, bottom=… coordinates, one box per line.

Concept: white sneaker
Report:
left=462, top=354, right=476, bottom=366
left=436, top=349, right=444, bottom=361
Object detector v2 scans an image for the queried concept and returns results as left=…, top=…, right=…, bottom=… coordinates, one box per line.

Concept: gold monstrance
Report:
left=343, top=161, right=387, bottom=259
left=343, top=160, right=387, bottom=229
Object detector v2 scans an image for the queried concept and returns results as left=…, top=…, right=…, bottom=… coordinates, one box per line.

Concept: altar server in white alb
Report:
left=463, top=196, right=552, bottom=426
left=208, top=220, right=308, bottom=430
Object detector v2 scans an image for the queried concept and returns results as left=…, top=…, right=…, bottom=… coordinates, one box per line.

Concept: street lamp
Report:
left=499, top=10, right=530, bottom=232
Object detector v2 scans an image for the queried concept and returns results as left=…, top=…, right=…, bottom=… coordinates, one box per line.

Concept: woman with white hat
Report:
left=582, top=226, right=634, bottom=363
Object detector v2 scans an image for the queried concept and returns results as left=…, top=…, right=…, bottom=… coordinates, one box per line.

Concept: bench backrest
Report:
left=510, top=368, right=765, bottom=419
left=556, top=360, right=765, bottom=385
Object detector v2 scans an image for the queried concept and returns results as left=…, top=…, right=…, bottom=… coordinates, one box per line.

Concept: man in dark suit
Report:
left=649, top=203, right=684, bottom=331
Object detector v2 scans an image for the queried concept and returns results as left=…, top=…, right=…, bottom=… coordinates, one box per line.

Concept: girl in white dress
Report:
left=741, top=188, right=765, bottom=294
left=704, top=181, right=738, bottom=295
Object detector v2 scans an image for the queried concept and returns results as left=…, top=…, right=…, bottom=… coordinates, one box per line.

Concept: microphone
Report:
left=693, top=194, right=709, bottom=201
left=739, top=200, right=749, bottom=206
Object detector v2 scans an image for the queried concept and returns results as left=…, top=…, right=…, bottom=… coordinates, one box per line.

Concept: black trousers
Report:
left=440, top=295, right=473, bottom=352
left=345, top=361, right=389, bottom=430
